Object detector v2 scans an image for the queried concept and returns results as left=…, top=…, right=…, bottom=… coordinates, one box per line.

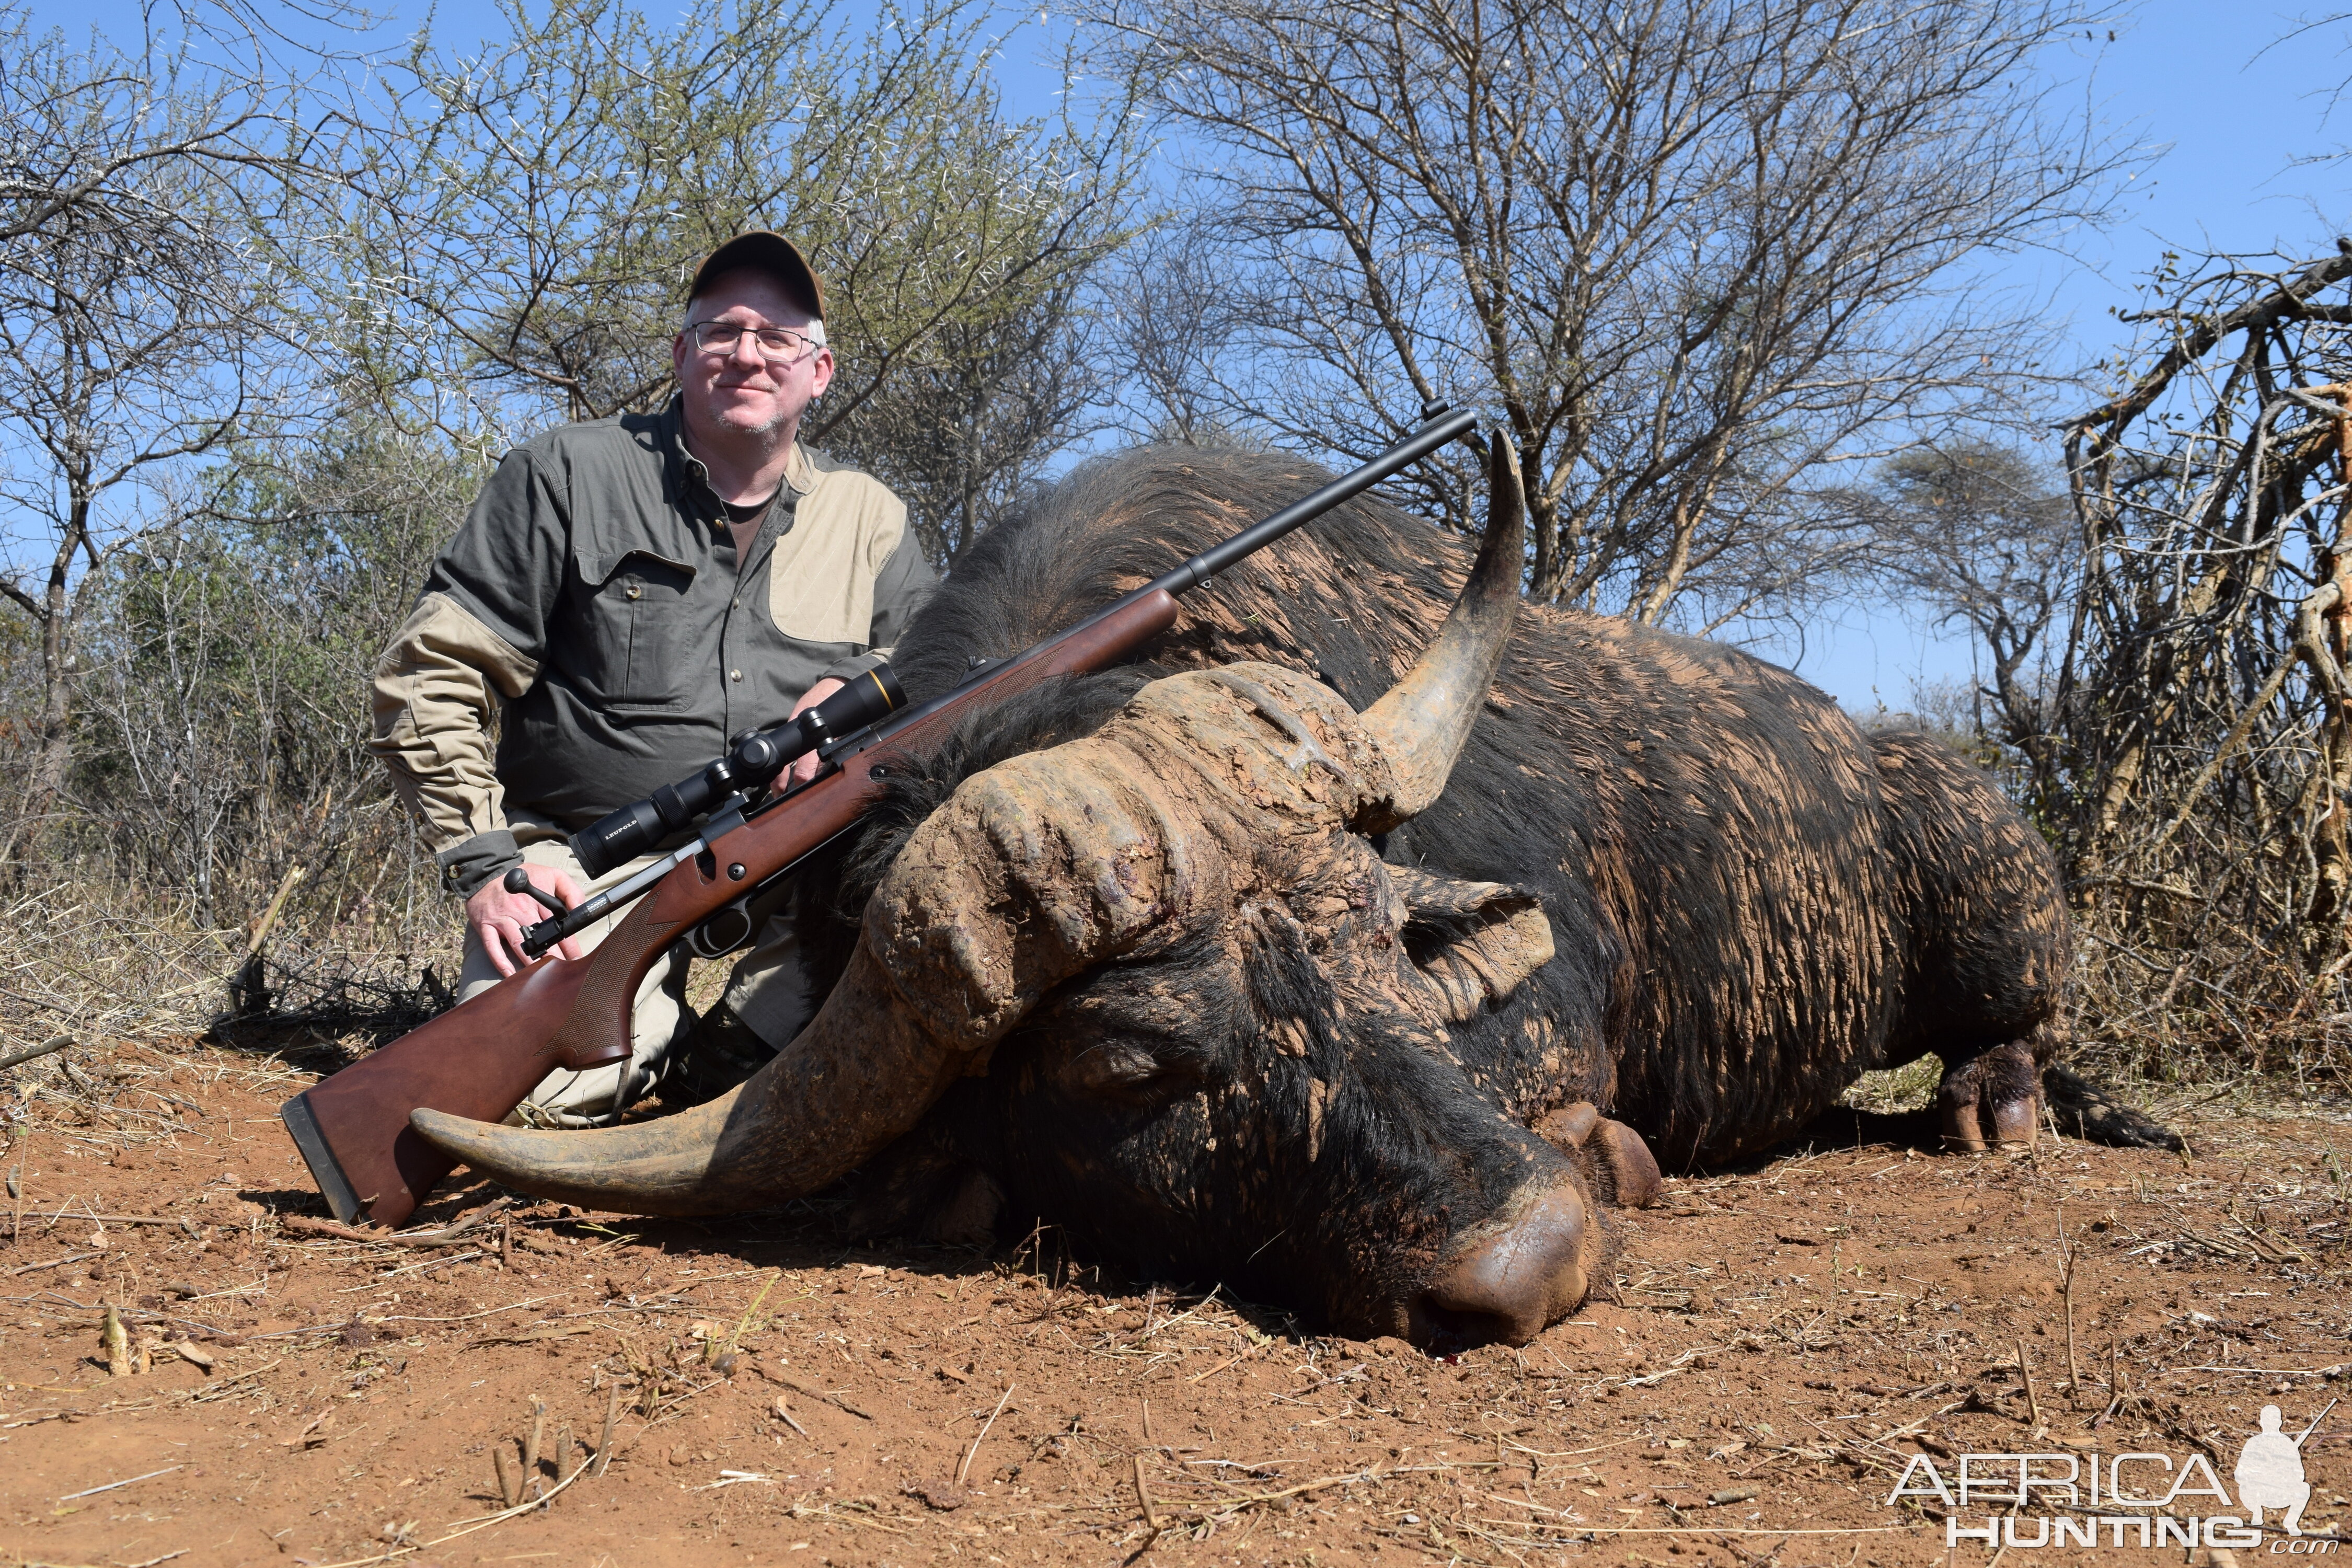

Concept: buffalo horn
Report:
left=410, top=947, right=969, bottom=1215
left=1357, top=434, right=1526, bottom=822
left=413, top=743, right=1185, bottom=1214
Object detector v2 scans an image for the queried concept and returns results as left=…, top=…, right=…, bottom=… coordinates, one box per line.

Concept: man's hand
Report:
left=786, top=677, right=846, bottom=784
left=466, top=862, right=585, bottom=976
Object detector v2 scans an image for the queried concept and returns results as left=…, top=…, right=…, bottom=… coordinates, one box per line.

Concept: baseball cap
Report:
left=687, top=232, right=826, bottom=339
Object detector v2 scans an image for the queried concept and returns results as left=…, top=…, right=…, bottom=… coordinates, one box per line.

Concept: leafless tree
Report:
left=1108, top=218, right=1262, bottom=449
left=0, top=6, right=307, bottom=872
left=1084, top=0, right=2125, bottom=629
left=852, top=273, right=1107, bottom=566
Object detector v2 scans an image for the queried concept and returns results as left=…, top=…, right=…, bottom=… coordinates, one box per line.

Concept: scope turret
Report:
left=567, top=667, right=905, bottom=878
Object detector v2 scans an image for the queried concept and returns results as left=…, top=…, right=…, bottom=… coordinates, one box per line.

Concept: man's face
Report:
left=672, top=269, right=835, bottom=446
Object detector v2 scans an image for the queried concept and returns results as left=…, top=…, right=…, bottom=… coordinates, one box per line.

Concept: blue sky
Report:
left=1743, top=3, right=2352, bottom=709
left=42, top=0, right=2352, bottom=706
left=989, top=1, right=2352, bottom=707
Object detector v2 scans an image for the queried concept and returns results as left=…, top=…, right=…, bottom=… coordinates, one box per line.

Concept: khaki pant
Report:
left=457, top=828, right=817, bottom=1126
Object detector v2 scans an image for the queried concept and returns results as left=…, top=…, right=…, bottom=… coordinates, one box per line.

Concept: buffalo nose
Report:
left=1412, top=1182, right=1590, bottom=1350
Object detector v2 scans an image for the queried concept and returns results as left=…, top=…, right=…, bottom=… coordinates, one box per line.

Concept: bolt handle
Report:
left=502, top=866, right=569, bottom=917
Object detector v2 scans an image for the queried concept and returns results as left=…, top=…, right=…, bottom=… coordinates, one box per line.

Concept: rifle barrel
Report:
left=805, top=404, right=1479, bottom=762
left=1148, top=406, right=1480, bottom=596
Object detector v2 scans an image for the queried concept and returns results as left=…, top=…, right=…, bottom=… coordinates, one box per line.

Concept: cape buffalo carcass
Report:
left=418, top=441, right=2121, bottom=1351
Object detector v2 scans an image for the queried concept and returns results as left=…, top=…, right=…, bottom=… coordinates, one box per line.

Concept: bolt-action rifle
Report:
left=279, top=406, right=1481, bottom=1229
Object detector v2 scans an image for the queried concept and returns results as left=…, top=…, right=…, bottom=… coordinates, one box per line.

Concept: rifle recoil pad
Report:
left=568, top=666, right=906, bottom=879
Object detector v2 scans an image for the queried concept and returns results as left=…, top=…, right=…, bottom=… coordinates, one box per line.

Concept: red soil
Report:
left=1, top=1040, right=2344, bottom=1567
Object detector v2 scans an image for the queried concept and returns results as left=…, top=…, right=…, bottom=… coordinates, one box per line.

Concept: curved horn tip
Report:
left=410, top=1106, right=509, bottom=1162
left=406, top=1105, right=725, bottom=1217
left=1356, top=435, right=1528, bottom=824
left=407, top=1106, right=592, bottom=1198
left=409, top=948, right=981, bottom=1219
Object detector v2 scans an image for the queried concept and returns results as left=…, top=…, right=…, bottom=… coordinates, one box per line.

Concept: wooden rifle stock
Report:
left=280, top=590, right=1181, bottom=1228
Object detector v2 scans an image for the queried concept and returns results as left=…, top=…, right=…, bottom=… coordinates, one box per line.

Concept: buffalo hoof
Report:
left=1590, top=1121, right=1664, bottom=1208
left=1936, top=1040, right=2042, bottom=1152
left=1535, top=1101, right=1601, bottom=1149
left=1534, top=1101, right=1664, bottom=1208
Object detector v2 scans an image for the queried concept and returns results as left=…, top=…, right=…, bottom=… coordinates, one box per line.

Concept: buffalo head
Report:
left=413, top=441, right=1659, bottom=1347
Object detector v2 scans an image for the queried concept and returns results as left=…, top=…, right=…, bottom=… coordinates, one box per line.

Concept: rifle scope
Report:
left=569, top=666, right=906, bottom=879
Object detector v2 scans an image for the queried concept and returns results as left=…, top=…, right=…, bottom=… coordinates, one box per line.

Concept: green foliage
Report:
left=60, top=428, right=478, bottom=920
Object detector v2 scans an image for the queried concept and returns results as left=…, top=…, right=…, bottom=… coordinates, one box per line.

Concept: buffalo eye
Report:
left=1056, top=1036, right=1208, bottom=1104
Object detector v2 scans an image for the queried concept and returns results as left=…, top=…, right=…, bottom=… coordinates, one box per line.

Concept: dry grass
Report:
left=0, top=869, right=463, bottom=1068
left=2070, top=908, right=2352, bottom=1094
left=1840, top=1056, right=1942, bottom=1116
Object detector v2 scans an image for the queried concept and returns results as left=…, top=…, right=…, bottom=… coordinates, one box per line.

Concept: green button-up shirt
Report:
left=369, top=399, right=936, bottom=896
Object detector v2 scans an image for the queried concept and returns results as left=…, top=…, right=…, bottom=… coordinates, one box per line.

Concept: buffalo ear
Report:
left=1392, top=864, right=1555, bottom=1022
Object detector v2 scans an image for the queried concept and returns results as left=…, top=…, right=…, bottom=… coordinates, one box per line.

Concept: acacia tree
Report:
left=1086, top=0, right=2123, bottom=629
left=1843, top=444, right=2077, bottom=785
left=0, top=7, right=303, bottom=871
left=68, top=429, right=467, bottom=921
left=329, top=0, right=1139, bottom=559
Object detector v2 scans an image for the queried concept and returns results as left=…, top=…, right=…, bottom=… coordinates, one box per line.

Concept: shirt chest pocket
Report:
left=571, top=548, right=698, bottom=708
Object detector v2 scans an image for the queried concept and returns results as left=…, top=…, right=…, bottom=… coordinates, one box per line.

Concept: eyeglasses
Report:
left=688, top=320, right=821, bottom=362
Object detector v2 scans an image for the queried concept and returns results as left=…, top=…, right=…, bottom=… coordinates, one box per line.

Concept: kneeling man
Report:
left=370, top=232, right=934, bottom=1123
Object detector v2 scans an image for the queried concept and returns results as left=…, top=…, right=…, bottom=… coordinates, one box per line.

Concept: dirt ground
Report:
left=1, top=1039, right=2346, bottom=1568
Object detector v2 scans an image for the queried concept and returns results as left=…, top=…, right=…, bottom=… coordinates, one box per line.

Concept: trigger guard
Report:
left=685, top=900, right=757, bottom=960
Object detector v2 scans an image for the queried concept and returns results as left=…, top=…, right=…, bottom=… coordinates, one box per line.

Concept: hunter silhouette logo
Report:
left=2237, top=1403, right=2322, bottom=1536
left=1885, top=1398, right=2339, bottom=1551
